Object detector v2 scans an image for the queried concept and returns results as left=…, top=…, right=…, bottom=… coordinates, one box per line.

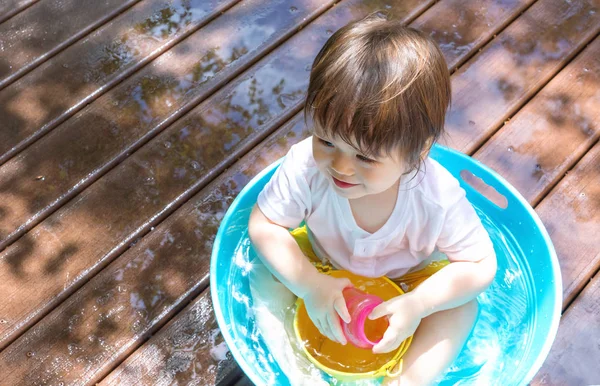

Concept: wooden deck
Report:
left=0, top=0, right=598, bottom=384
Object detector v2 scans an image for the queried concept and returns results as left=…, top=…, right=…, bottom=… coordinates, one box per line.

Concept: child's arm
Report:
left=408, top=255, right=496, bottom=315
left=369, top=255, right=496, bottom=353
left=248, top=204, right=352, bottom=344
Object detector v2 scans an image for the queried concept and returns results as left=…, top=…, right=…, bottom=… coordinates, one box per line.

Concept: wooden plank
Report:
left=0, top=0, right=241, bottom=165
left=533, top=140, right=600, bottom=384
left=474, top=36, right=600, bottom=206
left=441, top=0, right=600, bottom=154
left=532, top=272, right=600, bottom=385
left=411, top=0, right=534, bottom=72
left=0, top=0, right=39, bottom=24
left=0, top=112, right=308, bottom=386
left=535, top=141, right=600, bottom=306
left=0, top=0, right=433, bottom=381
left=0, top=0, right=322, bottom=249
left=98, top=114, right=309, bottom=386
left=100, top=289, right=244, bottom=386
left=0, top=0, right=142, bottom=90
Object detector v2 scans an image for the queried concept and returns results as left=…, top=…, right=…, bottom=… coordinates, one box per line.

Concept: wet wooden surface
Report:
left=0, top=0, right=241, bottom=164
left=0, top=0, right=598, bottom=385
left=0, top=0, right=337, bottom=350
left=532, top=142, right=600, bottom=385
left=0, top=0, right=142, bottom=90
left=0, top=0, right=39, bottom=25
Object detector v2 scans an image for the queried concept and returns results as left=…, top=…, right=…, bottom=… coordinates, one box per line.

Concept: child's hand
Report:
left=368, top=293, right=425, bottom=354
left=302, top=273, right=352, bottom=344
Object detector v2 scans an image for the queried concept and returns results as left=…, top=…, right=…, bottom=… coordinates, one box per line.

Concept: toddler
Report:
left=248, top=14, right=496, bottom=386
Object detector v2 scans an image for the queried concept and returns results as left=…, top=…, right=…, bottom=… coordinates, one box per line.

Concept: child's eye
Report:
left=356, top=154, right=377, bottom=164
left=318, top=138, right=334, bottom=148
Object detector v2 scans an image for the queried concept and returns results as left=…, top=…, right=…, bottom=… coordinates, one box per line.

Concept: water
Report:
left=436, top=208, right=534, bottom=386
left=223, top=205, right=535, bottom=386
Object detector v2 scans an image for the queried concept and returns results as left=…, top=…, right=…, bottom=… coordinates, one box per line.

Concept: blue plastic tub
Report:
left=210, top=144, right=562, bottom=385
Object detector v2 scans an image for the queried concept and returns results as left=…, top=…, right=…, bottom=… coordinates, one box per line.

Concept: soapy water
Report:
left=223, top=206, right=534, bottom=386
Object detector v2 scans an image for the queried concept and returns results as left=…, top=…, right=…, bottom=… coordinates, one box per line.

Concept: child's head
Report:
left=305, top=14, right=450, bottom=194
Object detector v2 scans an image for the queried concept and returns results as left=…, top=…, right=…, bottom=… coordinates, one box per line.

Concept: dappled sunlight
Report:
left=474, top=38, right=600, bottom=205
left=0, top=0, right=140, bottom=89
left=413, top=0, right=533, bottom=71
left=442, top=0, right=599, bottom=153
left=0, top=0, right=239, bottom=164
left=0, top=0, right=322, bottom=252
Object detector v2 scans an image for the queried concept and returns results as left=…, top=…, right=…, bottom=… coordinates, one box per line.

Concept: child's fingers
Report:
left=313, top=317, right=332, bottom=341
left=372, top=328, right=401, bottom=354
left=333, top=296, right=351, bottom=323
left=368, top=302, right=390, bottom=320
left=322, top=315, right=339, bottom=342
left=327, top=311, right=347, bottom=345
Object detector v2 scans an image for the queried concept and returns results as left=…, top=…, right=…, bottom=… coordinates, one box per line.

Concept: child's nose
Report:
left=331, top=152, right=354, bottom=176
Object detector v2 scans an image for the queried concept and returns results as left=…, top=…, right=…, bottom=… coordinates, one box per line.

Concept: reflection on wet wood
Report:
left=0, top=114, right=309, bottom=385
left=533, top=263, right=600, bottom=385
left=0, top=0, right=338, bottom=350
left=100, top=110, right=310, bottom=386
left=475, top=36, right=600, bottom=205
left=412, top=0, right=534, bottom=71
left=0, top=0, right=142, bottom=90
left=0, top=0, right=241, bottom=164
left=0, top=0, right=530, bottom=257
left=100, top=289, right=243, bottom=386
left=0, top=0, right=328, bottom=249
left=535, top=141, right=600, bottom=306
left=531, top=142, right=600, bottom=385
left=441, top=0, right=600, bottom=153
left=0, top=0, right=39, bottom=24
left=535, top=275, right=600, bottom=385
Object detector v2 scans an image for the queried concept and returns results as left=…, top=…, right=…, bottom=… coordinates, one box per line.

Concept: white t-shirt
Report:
left=256, top=137, right=495, bottom=279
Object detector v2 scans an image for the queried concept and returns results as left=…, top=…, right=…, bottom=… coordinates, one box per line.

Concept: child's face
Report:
left=312, top=128, right=409, bottom=200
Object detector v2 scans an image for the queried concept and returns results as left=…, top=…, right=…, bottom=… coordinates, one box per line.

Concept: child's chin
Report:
left=333, top=187, right=366, bottom=199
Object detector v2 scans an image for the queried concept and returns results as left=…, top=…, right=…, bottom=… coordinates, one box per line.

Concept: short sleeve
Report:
left=256, top=146, right=312, bottom=229
left=436, top=187, right=496, bottom=263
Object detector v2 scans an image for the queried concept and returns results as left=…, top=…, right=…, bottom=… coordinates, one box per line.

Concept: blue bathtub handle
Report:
left=430, top=145, right=519, bottom=214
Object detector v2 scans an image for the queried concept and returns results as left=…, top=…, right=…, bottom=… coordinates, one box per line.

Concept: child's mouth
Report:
left=332, top=176, right=359, bottom=189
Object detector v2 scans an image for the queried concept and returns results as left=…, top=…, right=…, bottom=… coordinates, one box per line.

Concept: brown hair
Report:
left=305, top=13, right=450, bottom=170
